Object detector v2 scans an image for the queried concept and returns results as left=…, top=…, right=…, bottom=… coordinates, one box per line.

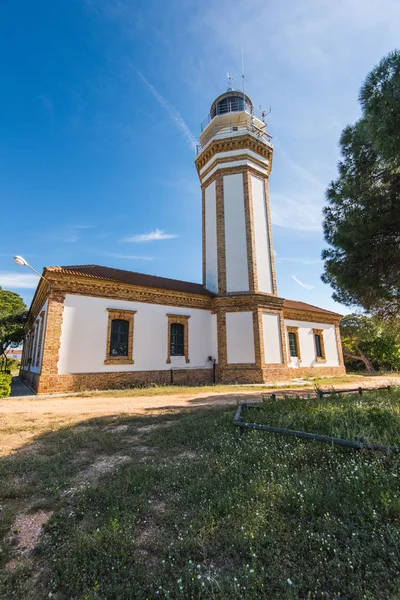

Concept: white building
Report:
left=20, top=89, right=345, bottom=393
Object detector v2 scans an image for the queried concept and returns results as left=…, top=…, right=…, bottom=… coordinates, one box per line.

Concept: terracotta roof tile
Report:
left=284, top=298, right=342, bottom=317
left=44, top=265, right=340, bottom=316
left=46, top=265, right=214, bottom=297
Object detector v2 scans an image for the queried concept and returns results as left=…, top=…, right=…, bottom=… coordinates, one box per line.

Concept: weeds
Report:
left=253, top=388, right=400, bottom=446
left=0, top=396, right=399, bottom=598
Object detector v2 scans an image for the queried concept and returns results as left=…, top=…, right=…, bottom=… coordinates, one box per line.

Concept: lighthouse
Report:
left=19, top=84, right=345, bottom=395
left=195, top=87, right=287, bottom=382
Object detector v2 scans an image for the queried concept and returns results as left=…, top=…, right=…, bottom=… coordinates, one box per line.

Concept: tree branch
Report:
left=344, top=347, right=375, bottom=371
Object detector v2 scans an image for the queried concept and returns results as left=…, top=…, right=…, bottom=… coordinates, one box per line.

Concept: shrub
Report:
left=0, top=373, right=12, bottom=398
left=1, top=356, right=20, bottom=373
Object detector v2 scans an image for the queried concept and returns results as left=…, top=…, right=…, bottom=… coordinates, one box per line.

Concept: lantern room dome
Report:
left=197, top=88, right=272, bottom=155
left=210, top=90, right=253, bottom=119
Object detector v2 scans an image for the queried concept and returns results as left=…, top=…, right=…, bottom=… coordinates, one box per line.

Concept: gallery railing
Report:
left=196, top=119, right=273, bottom=154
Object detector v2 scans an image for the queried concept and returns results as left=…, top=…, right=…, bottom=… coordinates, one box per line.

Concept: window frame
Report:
left=287, top=326, right=301, bottom=361
left=312, top=328, right=326, bottom=362
left=105, top=309, right=136, bottom=365
left=32, top=319, right=40, bottom=368
left=166, top=314, right=190, bottom=364
left=170, top=322, right=185, bottom=357
left=35, top=310, right=46, bottom=368
left=109, top=318, right=130, bottom=357
left=288, top=332, right=298, bottom=358
left=25, top=331, right=34, bottom=370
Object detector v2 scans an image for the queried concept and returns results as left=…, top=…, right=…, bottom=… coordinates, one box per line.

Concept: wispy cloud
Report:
left=130, top=66, right=198, bottom=152
left=121, top=229, right=177, bottom=243
left=188, top=0, right=400, bottom=231
left=269, top=153, right=327, bottom=231
left=0, top=272, right=39, bottom=289
left=197, top=0, right=400, bottom=79
left=270, top=193, right=323, bottom=232
left=44, top=224, right=96, bottom=244
left=292, top=275, right=314, bottom=290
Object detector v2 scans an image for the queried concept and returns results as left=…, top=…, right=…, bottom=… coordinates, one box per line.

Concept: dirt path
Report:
left=1, top=375, right=399, bottom=456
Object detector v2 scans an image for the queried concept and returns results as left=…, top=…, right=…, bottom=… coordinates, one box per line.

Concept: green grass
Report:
left=71, top=375, right=367, bottom=399
left=0, top=374, right=12, bottom=398
left=1, top=393, right=400, bottom=599
left=69, top=372, right=400, bottom=399
left=249, top=388, right=400, bottom=446
left=75, top=382, right=311, bottom=398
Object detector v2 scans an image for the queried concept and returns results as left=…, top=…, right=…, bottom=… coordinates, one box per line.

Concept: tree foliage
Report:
left=322, top=50, right=400, bottom=318
left=0, top=287, right=27, bottom=370
left=340, top=314, right=400, bottom=372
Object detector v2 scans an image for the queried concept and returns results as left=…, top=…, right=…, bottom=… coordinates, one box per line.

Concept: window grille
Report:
left=110, top=319, right=129, bottom=356
left=170, top=323, right=184, bottom=356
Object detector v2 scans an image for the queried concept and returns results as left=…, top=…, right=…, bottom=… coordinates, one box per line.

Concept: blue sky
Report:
left=1, top=0, right=399, bottom=312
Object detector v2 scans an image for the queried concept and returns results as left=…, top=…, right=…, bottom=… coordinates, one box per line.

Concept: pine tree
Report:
left=322, top=50, right=400, bottom=318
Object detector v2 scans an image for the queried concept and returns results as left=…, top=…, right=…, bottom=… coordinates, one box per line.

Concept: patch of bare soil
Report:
left=134, top=519, right=161, bottom=564
left=134, top=447, right=159, bottom=463
left=174, top=450, right=198, bottom=461
left=104, top=424, right=130, bottom=433
left=135, top=420, right=177, bottom=434
left=150, top=500, right=166, bottom=514
left=9, top=510, right=53, bottom=560
left=133, top=498, right=167, bottom=564
left=73, top=454, right=131, bottom=487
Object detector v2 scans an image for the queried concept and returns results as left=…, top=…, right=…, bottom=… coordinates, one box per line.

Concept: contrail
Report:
left=292, top=275, right=314, bottom=290
left=130, top=65, right=198, bottom=152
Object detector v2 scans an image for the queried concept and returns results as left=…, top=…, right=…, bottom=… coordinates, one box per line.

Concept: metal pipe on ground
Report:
left=263, top=385, right=393, bottom=402
left=233, top=392, right=400, bottom=454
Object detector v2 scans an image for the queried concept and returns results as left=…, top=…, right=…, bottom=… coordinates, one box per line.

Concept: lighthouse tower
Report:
left=195, top=88, right=288, bottom=382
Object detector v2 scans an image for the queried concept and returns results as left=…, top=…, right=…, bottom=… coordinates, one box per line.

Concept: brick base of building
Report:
left=19, top=370, right=40, bottom=393
left=20, top=368, right=215, bottom=394
left=20, top=364, right=346, bottom=395
left=217, top=366, right=265, bottom=384
left=218, top=364, right=346, bottom=384
left=262, top=365, right=346, bottom=381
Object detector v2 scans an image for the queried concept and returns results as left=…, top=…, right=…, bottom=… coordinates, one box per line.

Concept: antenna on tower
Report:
left=226, top=72, right=233, bottom=90
left=259, top=105, right=272, bottom=123
left=241, top=48, right=245, bottom=108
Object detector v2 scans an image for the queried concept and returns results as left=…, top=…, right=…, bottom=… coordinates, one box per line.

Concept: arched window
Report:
left=170, top=323, right=184, bottom=356
left=288, top=332, right=298, bottom=357
left=110, top=319, right=129, bottom=356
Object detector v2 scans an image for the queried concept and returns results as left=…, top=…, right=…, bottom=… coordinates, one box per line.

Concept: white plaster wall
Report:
left=226, top=311, right=255, bottom=364
left=29, top=300, right=48, bottom=374
left=224, top=173, right=249, bottom=292
left=284, top=320, right=339, bottom=368
left=262, top=313, right=283, bottom=364
left=251, top=176, right=273, bottom=293
left=58, top=295, right=215, bottom=374
left=205, top=180, right=218, bottom=293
